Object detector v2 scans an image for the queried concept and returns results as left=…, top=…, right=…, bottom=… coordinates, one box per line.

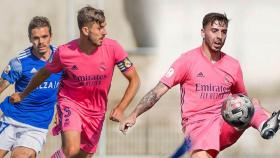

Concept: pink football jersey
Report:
left=160, top=47, right=247, bottom=124
left=46, top=38, right=129, bottom=114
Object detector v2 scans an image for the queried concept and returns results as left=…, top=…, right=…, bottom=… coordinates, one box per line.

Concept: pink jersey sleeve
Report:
left=113, top=41, right=128, bottom=63
left=45, top=48, right=63, bottom=73
left=160, top=55, right=189, bottom=88
left=231, top=64, right=247, bottom=95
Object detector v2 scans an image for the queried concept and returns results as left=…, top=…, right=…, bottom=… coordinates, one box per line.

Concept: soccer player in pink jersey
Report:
left=9, top=6, right=140, bottom=158
left=120, top=12, right=280, bottom=158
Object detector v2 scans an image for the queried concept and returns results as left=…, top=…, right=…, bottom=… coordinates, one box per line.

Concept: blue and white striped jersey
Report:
left=0, top=45, right=61, bottom=129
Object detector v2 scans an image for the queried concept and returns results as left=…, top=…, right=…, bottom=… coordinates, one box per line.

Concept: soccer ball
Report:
left=221, top=94, right=255, bottom=128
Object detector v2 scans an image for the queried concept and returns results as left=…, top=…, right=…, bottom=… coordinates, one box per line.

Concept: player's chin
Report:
left=211, top=46, right=222, bottom=52
left=38, top=50, right=47, bottom=55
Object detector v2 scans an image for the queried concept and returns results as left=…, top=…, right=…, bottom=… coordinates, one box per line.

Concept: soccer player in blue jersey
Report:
left=0, top=16, right=61, bottom=158
left=170, top=138, right=191, bottom=158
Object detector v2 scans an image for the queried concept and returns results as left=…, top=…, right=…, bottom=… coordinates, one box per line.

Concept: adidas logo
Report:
left=30, top=68, right=37, bottom=73
left=71, top=65, right=78, bottom=70
left=196, top=72, right=204, bottom=77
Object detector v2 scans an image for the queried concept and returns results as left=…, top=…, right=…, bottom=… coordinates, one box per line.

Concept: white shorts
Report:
left=0, top=115, right=48, bottom=154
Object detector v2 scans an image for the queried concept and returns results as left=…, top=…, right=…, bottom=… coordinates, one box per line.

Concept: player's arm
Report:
left=130, top=82, right=169, bottom=117
left=0, top=58, right=23, bottom=96
left=10, top=67, right=52, bottom=104
left=0, top=78, right=10, bottom=95
left=120, top=82, right=169, bottom=134
left=110, top=67, right=140, bottom=122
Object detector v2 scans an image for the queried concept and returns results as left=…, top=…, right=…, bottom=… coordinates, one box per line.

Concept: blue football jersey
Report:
left=0, top=45, right=61, bottom=129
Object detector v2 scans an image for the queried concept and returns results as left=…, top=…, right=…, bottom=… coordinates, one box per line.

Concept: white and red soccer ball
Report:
left=221, top=94, right=255, bottom=128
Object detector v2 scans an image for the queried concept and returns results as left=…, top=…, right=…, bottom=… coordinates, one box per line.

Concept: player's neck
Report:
left=78, top=38, right=98, bottom=55
left=201, top=43, right=221, bottom=63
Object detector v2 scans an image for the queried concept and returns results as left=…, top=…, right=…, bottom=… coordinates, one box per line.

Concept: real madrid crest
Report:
left=4, top=65, right=11, bottom=74
left=124, top=58, right=132, bottom=68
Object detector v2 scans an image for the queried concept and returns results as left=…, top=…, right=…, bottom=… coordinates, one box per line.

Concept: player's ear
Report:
left=201, top=28, right=205, bottom=38
left=81, top=26, right=89, bottom=36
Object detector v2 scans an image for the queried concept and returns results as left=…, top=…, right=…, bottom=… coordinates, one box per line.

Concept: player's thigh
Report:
left=0, top=121, right=15, bottom=153
left=61, top=130, right=81, bottom=153
left=80, top=115, right=105, bottom=154
left=191, top=150, right=216, bottom=158
left=0, top=149, right=8, bottom=158
left=10, top=147, right=36, bottom=158
left=14, top=127, right=47, bottom=155
left=219, top=120, right=245, bottom=151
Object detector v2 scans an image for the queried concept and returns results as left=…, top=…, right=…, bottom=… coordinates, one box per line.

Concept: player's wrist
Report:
left=116, top=104, right=127, bottom=112
left=20, top=92, right=27, bottom=99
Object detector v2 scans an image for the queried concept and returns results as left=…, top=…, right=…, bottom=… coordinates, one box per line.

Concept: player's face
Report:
left=201, top=20, right=227, bottom=52
left=30, top=27, right=52, bottom=55
left=88, top=22, right=107, bottom=47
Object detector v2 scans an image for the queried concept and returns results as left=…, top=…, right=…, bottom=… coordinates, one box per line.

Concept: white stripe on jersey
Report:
left=17, top=45, right=57, bottom=60
left=18, top=53, right=31, bottom=59
left=18, top=48, right=31, bottom=56
left=18, top=48, right=32, bottom=59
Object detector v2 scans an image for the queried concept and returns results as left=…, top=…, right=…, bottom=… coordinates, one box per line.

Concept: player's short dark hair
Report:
left=202, top=12, right=229, bottom=28
left=77, top=5, right=105, bottom=31
left=28, top=16, right=52, bottom=39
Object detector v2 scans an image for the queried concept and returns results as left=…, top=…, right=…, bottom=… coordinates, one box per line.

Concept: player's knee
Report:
left=63, top=146, right=80, bottom=157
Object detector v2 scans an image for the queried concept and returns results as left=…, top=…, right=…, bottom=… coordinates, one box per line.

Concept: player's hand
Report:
left=251, top=97, right=260, bottom=105
left=54, top=112, right=59, bottom=125
left=119, top=112, right=137, bottom=135
left=109, top=106, right=124, bottom=122
left=9, top=92, right=24, bottom=104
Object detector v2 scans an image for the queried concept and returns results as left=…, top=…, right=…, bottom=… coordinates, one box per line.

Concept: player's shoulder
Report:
left=101, top=38, right=121, bottom=47
left=16, top=46, right=33, bottom=61
left=56, top=39, right=78, bottom=55
left=58, top=40, right=75, bottom=49
left=222, top=52, right=240, bottom=65
left=183, top=47, right=200, bottom=55
left=178, top=47, right=201, bottom=61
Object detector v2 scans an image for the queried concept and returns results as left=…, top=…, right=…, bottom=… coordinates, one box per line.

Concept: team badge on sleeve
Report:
left=117, top=57, right=133, bottom=72
left=3, top=65, right=11, bottom=74
left=164, top=67, right=174, bottom=78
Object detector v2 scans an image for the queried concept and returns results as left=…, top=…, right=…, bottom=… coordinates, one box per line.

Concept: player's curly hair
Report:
left=77, top=5, right=105, bottom=31
left=202, top=12, right=229, bottom=28
left=28, top=16, right=52, bottom=39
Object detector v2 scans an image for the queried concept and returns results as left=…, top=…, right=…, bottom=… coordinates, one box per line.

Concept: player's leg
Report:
left=52, top=131, right=91, bottom=158
left=10, top=147, right=36, bottom=158
left=78, top=115, right=105, bottom=157
left=191, top=150, right=217, bottom=158
left=61, top=130, right=81, bottom=157
left=183, top=116, right=221, bottom=158
left=170, top=138, right=191, bottom=158
left=76, top=149, right=93, bottom=158
left=249, top=98, right=280, bottom=139
left=51, top=103, right=82, bottom=158
left=219, top=119, right=245, bottom=151
left=261, top=110, right=280, bottom=139
left=0, top=149, right=8, bottom=158
left=50, top=130, right=81, bottom=158
left=11, top=124, right=47, bottom=158
left=0, top=119, right=16, bottom=158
